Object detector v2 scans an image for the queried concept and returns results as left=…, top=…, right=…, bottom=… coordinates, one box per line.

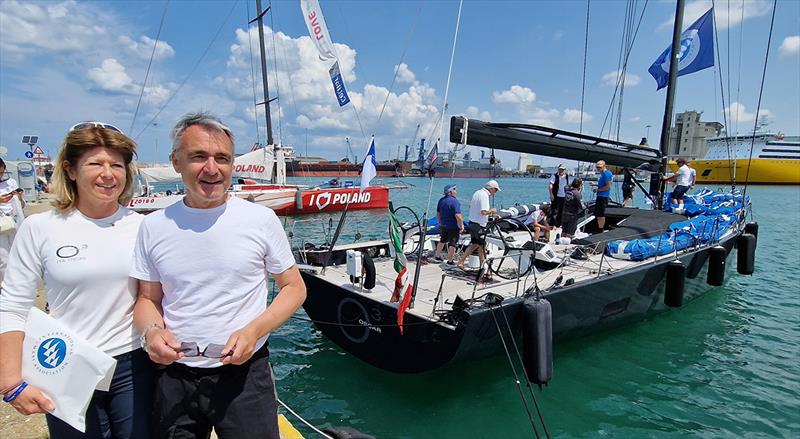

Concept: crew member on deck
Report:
left=622, top=167, right=636, bottom=206
left=549, top=164, right=569, bottom=226
left=525, top=204, right=551, bottom=242
left=589, top=160, right=612, bottom=231
left=458, top=180, right=500, bottom=272
left=433, top=184, right=464, bottom=265
left=663, top=158, right=692, bottom=210
left=562, top=178, right=586, bottom=238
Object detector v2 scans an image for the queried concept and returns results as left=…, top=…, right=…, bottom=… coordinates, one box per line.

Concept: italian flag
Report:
left=389, top=209, right=413, bottom=334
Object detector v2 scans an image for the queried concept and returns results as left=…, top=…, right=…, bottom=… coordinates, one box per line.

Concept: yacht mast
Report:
left=254, top=0, right=276, bottom=182
left=654, top=0, right=685, bottom=209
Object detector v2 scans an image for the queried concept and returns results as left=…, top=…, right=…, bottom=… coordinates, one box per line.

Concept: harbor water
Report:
left=164, top=177, right=800, bottom=438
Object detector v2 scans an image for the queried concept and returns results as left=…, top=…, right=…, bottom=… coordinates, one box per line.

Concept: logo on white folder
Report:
left=30, top=332, right=73, bottom=375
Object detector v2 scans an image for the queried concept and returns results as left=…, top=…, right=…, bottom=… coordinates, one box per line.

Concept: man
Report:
left=589, top=160, right=613, bottom=231
left=458, top=180, right=500, bottom=271
left=433, top=184, right=464, bottom=264
left=622, top=167, right=636, bottom=207
left=548, top=164, right=569, bottom=226
left=131, top=113, right=306, bottom=439
left=663, top=158, right=693, bottom=209
left=524, top=204, right=551, bottom=242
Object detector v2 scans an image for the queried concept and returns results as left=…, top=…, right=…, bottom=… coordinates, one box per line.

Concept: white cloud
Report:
left=394, top=63, right=416, bottom=83
left=521, top=108, right=560, bottom=127
left=629, top=116, right=641, bottom=122
left=87, top=58, right=136, bottom=93
left=779, top=36, right=800, bottom=57
left=602, top=70, right=640, bottom=87
left=119, top=35, right=175, bottom=61
left=724, top=102, right=772, bottom=125
left=465, top=106, right=492, bottom=121
left=658, top=0, right=772, bottom=31
left=0, top=0, right=110, bottom=58
left=222, top=26, right=444, bottom=155
left=492, top=85, right=536, bottom=104
left=563, top=109, right=592, bottom=124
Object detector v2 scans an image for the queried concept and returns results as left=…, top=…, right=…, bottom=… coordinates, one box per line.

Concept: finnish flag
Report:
left=360, top=137, right=377, bottom=192
left=648, top=8, right=715, bottom=90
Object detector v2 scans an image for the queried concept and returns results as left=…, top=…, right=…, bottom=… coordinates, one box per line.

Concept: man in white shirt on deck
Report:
left=457, top=180, right=500, bottom=271
left=131, top=112, right=306, bottom=439
left=663, top=158, right=693, bottom=209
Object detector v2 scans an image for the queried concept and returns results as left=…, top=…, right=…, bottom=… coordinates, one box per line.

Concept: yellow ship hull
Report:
left=669, top=158, right=800, bottom=185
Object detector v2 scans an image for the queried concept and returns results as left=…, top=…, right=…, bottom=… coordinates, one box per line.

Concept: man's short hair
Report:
left=676, top=158, right=686, bottom=165
left=171, top=112, right=235, bottom=154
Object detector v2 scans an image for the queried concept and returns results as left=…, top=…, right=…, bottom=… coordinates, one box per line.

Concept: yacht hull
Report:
left=300, top=233, right=739, bottom=373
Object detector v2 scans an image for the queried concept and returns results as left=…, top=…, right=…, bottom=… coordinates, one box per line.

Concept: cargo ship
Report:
left=411, top=149, right=499, bottom=178
left=285, top=158, right=409, bottom=177
left=673, top=133, right=799, bottom=184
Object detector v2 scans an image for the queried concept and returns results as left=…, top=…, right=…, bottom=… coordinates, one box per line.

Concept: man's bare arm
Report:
left=222, top=265, right=306, bottom=365
left=133, top=279, right=181, bottom=364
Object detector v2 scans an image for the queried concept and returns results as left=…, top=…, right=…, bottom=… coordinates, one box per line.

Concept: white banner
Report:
left=22, top=308, right=116, bottom=433
left=300, top=0, right=337, bottom=60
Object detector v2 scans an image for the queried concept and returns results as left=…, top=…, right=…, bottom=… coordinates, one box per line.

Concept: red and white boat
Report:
left=128, top=146, right=394, bottom=215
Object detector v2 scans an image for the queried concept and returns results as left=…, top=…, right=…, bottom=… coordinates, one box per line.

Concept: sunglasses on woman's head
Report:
left=69, top=121, right=123, bottom=134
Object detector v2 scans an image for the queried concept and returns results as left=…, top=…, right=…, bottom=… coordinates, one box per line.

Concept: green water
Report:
left=277, top=178, right=799, bottom=437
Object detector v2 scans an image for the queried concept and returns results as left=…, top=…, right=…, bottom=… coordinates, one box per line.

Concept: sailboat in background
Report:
left=127, top=0, right=398, bottom=216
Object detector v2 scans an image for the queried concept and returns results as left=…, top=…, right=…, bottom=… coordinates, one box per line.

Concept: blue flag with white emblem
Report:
left=648, top=8, right=715, bottom=90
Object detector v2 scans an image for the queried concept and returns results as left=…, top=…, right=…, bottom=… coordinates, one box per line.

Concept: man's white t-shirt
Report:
left=0, top=207, right=143, bottom=356
left=676, top=164, right=692, bottom=186
left=130, top=196, right=295, bottom=368
left=468, top=188, right=491, bottom=226
left=525, top=209, right=546, bottom=226
left=549, top=173, right=568, bottom=197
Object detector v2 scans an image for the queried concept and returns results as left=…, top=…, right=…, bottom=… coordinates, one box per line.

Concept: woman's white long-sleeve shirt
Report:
left=0, top=207, right=143, bottom=356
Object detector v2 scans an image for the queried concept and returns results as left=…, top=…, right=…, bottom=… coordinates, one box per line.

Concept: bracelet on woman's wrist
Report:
left=2, top=382, right=28, bottom=403
left=1, top=380, right=23, bottom=396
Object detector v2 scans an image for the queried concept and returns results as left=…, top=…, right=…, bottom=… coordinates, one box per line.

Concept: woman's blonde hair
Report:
left=51, top=127, right=138, bottom=212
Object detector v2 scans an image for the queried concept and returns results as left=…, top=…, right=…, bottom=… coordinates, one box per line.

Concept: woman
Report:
left=562, top=178, right=586, bottom=238
left=0, top=122, right=153, bottom=438
left=0, top=158, right=25, bottom=278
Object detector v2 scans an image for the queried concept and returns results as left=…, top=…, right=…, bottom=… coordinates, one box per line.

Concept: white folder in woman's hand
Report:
left=22, top=308, right=116, bottom=433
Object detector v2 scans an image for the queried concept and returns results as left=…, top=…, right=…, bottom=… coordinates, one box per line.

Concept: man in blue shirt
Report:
left=589, top=160, right=613, bottom=231
left=433, top=184, right=464, bottom=264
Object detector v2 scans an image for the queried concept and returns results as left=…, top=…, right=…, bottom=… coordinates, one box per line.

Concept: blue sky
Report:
left=1, top=0, right=798, bottom=169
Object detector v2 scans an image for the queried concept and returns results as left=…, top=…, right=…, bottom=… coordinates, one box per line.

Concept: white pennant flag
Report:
left=300, top=0, right=337, bottom=60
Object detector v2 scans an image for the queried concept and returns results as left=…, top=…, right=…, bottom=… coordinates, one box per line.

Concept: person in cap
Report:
left=663, top=158, right=692, bottom=209
left=433, top=184, right=463, bottom=264
left=548, top=164, right=570, bottom=227
left=458, top=180, right=500, bottom=271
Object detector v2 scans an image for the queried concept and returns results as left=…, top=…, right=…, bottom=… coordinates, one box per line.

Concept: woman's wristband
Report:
left=2, top=382, right=28, bottom=403
left=1, top=380, right=23, bottom=396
